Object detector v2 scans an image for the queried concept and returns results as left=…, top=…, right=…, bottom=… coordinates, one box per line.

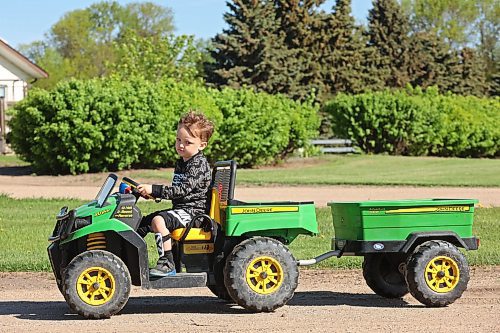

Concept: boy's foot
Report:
left=149, top=256, right=176, bottom=277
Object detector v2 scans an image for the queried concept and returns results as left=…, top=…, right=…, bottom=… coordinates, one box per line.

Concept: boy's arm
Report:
left=151, top=159, right=210, bottom=200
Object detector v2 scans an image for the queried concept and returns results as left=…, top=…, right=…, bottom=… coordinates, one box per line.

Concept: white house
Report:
left=0, top=38, right=48, bottom=106
left=0, top=38, right=48, bottom=153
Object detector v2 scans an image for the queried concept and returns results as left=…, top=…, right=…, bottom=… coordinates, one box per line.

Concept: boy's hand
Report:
left=137, top=184, right=153, bottom=198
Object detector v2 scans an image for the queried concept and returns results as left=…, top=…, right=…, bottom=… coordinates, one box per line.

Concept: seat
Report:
left=170, top=160, right=237, bottom=242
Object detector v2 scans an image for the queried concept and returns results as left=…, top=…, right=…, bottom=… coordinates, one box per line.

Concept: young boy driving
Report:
left=137, top=111, right=214, bottom=277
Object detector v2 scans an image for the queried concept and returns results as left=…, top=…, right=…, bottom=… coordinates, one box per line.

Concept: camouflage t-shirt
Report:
left=151, top=151, right=211, bottom=216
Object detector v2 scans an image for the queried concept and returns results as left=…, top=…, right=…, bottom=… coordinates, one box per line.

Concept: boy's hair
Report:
left=178, top=110, right=214, bottom=142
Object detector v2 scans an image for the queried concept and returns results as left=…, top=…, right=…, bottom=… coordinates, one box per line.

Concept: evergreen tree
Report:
left=408, top=31, right=451, bottom=90
left=320, top=0, right=378, bottom=96
left=367, top=0, right=412, bottom=89
left=453, top=48, right=489, bottom=97
left=274, top=0, right=326, bottom=100
left=208, top=1, right=301, bottom=97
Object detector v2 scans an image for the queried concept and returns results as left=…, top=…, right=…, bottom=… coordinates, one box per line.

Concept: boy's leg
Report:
left=149, top=209, right=191, bottom=277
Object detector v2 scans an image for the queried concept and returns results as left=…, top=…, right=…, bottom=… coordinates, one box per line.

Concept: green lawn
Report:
left=2, top=154, right=499, bottom=186
left=0, top=154, right=30, bottom=167
left=235, top=155, right=500, bottom=187
left=0, top=195, right=498, bottom=272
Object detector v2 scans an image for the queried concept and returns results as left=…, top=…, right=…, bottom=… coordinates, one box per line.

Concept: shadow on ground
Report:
left=0, top=166, right=32, bottom=176
left=1, top=291, right=417, bottom=321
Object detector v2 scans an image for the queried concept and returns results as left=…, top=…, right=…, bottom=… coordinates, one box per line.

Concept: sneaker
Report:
left=149, top=256, right=176, bottom=277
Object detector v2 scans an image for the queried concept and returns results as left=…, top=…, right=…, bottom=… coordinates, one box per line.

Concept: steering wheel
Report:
left=122, top=177, right=155, bottom=200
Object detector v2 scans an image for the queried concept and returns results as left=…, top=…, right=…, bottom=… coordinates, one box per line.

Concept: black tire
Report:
left=405, top=240, right=469, bottom=307
left=362, top=253, right=409, bottom=298
left=207, top=255, right=233, bottom=301
left=62, top=250, right=131, bottom=319
left=224, top=237, right=298, bottom=312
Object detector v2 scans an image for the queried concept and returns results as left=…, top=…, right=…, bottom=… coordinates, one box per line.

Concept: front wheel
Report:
left=363, top=253, right=409, bottom=298
left=62, top=250, right=131, bottom=319
left=224, top=237, right=298, bottom=312
left=405, top=240, right=469, bottom=307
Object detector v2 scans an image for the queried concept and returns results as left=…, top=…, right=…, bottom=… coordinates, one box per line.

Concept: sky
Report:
left=0, top=0, right=373, bottom=48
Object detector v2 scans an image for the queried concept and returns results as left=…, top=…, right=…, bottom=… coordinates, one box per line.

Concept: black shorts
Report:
left=137, top=209, right=192, bottom=237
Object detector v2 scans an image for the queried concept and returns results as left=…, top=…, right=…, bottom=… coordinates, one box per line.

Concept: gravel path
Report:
left=0, top=267, right=498, bottom=333
left=1, top=175, right=499, bottom=207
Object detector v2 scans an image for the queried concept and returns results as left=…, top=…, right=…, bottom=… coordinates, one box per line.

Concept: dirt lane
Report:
left=0, top=267, right=498, bottom=333
left=1, top=176, right=499, bottom=207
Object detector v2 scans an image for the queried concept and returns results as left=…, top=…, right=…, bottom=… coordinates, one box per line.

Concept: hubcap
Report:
left=246, top=256, right=283, bottom=295
left=77, top=266, right=116, bottom=306
left=424, top=256, right=460, bottom=293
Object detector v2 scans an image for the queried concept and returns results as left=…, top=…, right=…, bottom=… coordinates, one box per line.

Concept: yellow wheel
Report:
left=406, top=240, right=469, bottom=307
left=76, top=267, right=116, bottom=306
left=224, top=237, right=298, bottom=312
left=424, top=256, right=459, bottom=293
left=63, top=250, right=131, bottom=319
left=246, top=256, right=283, bottom=295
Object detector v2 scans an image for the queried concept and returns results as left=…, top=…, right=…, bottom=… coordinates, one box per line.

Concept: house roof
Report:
left=0, top=38, right=48, bottom=79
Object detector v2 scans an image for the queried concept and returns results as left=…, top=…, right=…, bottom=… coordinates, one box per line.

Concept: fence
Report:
left=310, top=138, right=357, bottom=154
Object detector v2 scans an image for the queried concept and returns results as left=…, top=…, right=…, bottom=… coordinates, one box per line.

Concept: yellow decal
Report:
left=114, top=205, right=134, bottom=218
left=94, top=209, right=111, bottom=217
left=231, top=206, right=299, bottom=214
left=386, top=206, right=470, bottom=214
left=184, top=243, right=214, bottom=254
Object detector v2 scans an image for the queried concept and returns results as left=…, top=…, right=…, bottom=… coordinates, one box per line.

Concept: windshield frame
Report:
left=95, top=174, right=118, bottom=208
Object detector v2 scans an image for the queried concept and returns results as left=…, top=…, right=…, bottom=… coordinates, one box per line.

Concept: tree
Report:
left=274, top=0, right=326, bottom=100
left=20, top=1, right=176, bottom=89
left=366, top=0, right=412, bottom=89
left=401, top=0, right=478, bottom=48
left=319, top=0, right=378, bottom=96
left=207, top=0, right=304, bottom=99
left=408, top=31, right=452, bottom=90
left=109, top=31, right=201, bottom=83
left=452, top=47, right=489, bottom=96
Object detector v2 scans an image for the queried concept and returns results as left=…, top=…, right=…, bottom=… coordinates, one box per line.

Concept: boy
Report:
left=137, top=111, right=214, bottom=277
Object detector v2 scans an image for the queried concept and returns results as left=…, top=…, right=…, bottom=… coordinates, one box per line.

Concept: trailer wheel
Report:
left=62, top=250, right=131, bottom=319
left=363, top=253, right=409, bottom=298
left=405, top=240, right=469, bottom=307
left=224, top=237, right=298, bottom=312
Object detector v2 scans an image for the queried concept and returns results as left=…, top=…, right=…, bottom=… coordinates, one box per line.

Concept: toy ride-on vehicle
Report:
left=48, top=160, right=480, bottom=319
left=48, top=161, right=318, bottom=318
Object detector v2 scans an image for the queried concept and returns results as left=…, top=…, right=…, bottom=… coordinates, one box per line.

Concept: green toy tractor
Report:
left=48, top=160, right=479, bottom=319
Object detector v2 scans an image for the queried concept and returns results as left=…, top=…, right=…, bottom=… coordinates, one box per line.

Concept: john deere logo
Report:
left=231, top=206, right=299, bottom=214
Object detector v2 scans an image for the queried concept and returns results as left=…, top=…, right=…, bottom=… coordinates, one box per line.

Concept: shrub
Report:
left=9, top=78, right=318, bottom=174
left=324, top=87, right=499, bottom=158
left=210, top=88, right=319, bottom=167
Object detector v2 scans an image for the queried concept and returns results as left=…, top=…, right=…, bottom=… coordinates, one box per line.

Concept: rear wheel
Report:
left=363, top=253, right=409, bottom=298
left=405, top=240, right=469, bottom=307
left=62, top=250, right=131, bottom=319
left=224, top=237, right=298, bottom=312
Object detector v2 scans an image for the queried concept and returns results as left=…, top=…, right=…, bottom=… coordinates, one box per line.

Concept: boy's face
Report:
left=176, top=124, right=207, bottom=161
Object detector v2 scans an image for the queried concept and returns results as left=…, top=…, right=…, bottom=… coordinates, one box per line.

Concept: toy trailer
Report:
left=298, top=199, right=479, bottom=307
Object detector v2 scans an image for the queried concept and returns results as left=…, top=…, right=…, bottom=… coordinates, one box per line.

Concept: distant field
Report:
left=0, top=195, right=497, bottom=271
left=2, top=154, right=499, bottom=187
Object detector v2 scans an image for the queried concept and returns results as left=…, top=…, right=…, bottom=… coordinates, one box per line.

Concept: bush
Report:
left=324, top=87, right=499, bottom=158
left=210, top=88, right=319, bottom=167
left=9, top=78, right=318, bottom=174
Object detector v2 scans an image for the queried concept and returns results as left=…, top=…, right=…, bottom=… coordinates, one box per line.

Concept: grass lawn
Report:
left=235, top=155, right=500, bottom=187
left=0, top=195, right=498, bottom=272
left=0, top=154, right=30, bottom=167
left=43, top=155, right=500, bottom=187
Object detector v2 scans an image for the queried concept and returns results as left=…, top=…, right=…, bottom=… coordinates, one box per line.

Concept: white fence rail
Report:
left=310, top=138, right=357, bottom=154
